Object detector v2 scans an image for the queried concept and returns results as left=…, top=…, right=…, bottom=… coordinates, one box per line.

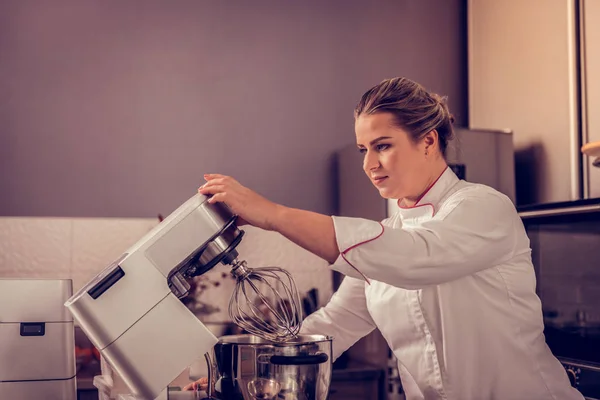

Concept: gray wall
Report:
left=0, top=0, right=467, bottom=217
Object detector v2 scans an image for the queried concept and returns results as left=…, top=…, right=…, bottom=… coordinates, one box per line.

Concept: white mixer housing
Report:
left=65, top=193, right=244, bottom=399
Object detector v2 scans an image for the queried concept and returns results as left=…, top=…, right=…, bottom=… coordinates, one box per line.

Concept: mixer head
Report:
left=228, top=260, right=303, bottom=342
left=148, top=192, right=304, bottom=342
left=167, top=231, right=244, bottom=299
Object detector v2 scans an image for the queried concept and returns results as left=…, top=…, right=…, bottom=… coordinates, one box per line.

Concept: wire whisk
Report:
left=228, top=259, right=303, bottom=342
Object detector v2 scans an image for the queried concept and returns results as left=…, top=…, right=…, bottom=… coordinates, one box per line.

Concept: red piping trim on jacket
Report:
left=340, top=222, right=385, bottom=285
left=397, top=166, right=449, bottom=216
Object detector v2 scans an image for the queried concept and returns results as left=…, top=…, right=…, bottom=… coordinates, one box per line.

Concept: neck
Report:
left=402, top=160, right=448, bottom=207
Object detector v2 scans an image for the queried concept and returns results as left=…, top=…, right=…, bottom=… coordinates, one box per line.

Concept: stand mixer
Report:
left=65, top=193, right=330, bottom=400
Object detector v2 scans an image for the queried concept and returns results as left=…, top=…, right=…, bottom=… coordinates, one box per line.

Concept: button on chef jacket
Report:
left=300, top=167, right=583, bottom=400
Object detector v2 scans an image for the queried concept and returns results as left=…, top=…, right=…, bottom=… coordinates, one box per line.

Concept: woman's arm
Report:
left=331, top=190, right=519, bottom=288
left=199, top=175, right=519, bottom=290
left=199, top=174, right=340, bottom=263
left=270, top=206, right=338, bottom=264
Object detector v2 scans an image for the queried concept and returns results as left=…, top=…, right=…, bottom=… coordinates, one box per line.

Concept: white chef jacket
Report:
left=301, top=168, right=583, bottom=400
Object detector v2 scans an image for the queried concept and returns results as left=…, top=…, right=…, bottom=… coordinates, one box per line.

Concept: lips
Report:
left=372, top=176, right=388, bottom=186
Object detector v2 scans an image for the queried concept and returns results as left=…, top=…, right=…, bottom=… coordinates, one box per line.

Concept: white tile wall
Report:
left=0, top=217, right=72, bottom=279
left=0, top=217, right=333, bottom=313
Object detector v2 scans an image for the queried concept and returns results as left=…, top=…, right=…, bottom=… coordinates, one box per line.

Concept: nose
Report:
left=363, top=149, right=381, bottom=172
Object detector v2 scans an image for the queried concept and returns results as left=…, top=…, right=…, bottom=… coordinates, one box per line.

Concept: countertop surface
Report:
left=76, top=359, right=386, bottom=396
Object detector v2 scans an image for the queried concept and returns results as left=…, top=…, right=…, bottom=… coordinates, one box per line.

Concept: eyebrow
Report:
left=357, top=136, right=393, bottom=148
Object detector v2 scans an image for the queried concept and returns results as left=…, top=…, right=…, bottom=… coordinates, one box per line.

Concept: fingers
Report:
left=199, top=174, right=243, bottom=192
left=198, top=377, right=208, bottom=390
left=198, top=176, right=233, bottom=194
left=198, top=178, right=225, bottom=191
left=207, top=192, right=227, bottom=204
left=196, top=173, right=243, bottom=207
left=198, top=184, right=226, bottom=196
left=182, top=377, right=208, bottom=391
left=204, top=174, right=235, bottom=184
left=203, top=178, right=227, bottom=186
left=203, top=173, right=226, bottom=180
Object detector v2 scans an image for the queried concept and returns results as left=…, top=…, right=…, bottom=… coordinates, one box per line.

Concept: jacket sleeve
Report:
left=330, top=191, right=519, bottom=289
left=299, top=276, right=376, bottom=361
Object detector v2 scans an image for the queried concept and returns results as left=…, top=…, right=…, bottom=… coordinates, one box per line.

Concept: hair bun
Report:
left=430, top=92, right=444, bottom=104
left=430, top=93, right=455, bottom=124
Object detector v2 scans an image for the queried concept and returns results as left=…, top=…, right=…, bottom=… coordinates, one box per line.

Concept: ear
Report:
left=422, top=129, right=438, bottom=151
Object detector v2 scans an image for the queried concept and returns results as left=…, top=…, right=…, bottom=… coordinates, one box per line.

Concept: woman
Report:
left=189, top=77, right=583, bottom=400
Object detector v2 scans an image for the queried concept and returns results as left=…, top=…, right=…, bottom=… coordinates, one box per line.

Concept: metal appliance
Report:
left=0, top=279, right=77, bottom=400
left=206, top=334, right=332, bottom=400
left=446, top=127, right=516, bottom=202
left=64, top=193, right=239, bottom=399
left=519, top=200, right=600, bottom=400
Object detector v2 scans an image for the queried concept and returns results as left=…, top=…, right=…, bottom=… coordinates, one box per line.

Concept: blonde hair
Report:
left=354, top=77, right=455, bottom=157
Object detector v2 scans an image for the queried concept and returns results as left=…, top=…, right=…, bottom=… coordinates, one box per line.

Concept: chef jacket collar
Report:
left=397, top=166, right=459, bottom=220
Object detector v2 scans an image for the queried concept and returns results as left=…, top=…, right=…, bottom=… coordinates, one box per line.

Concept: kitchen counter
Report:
left=76, top=360, right=387, bottom=400
left=76, top=368, right=193, bottom=399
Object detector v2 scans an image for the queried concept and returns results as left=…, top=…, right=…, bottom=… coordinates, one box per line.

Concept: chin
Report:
left=377, top=189, right=394, bottom=199
left=377, top=185, right=405, bottom=200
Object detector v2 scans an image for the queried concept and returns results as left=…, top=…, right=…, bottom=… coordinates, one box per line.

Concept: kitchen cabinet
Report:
left=78, top=390, right=98, bottom=400
left=468, top=0, right=600, bottom=205
left=77, top=377, right=99, bottom=400
left=329, top=361, right=386, bottom=400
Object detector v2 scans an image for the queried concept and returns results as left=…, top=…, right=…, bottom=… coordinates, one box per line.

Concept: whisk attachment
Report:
left=228, top=259, right=303, bottom=342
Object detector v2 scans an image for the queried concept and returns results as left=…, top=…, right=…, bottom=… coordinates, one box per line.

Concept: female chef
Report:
left=192, top=77, right=583, bottom=400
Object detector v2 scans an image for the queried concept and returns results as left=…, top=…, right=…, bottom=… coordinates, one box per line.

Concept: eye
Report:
left=358, top=147, right=367, bottom=154
left=376, top=143, right=390, bottom=151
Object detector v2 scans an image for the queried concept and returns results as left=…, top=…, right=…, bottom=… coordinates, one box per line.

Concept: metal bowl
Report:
left=247, top=378, right=281, bottom=399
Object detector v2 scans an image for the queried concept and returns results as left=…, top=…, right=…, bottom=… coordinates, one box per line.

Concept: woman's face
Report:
left=355, top=112, right=431, bottom=200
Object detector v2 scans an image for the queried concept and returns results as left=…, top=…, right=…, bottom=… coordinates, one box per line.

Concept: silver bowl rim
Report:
left=217, top=333, right=333, bottom=347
